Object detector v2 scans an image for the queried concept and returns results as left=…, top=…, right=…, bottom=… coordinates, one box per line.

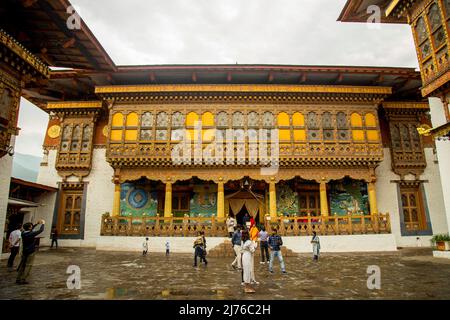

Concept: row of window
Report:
left=414, top=1, right=450, bottom=78
left=110, top=111, right=379, bottom=143
left=60, top=124, right=93, bottom=153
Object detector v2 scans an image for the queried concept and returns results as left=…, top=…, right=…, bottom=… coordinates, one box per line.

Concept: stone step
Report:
left=207, top=239, right=297, bottom=258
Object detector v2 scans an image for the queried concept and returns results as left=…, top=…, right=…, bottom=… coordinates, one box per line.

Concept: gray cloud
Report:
left=17, top=0, right=419, bottom=157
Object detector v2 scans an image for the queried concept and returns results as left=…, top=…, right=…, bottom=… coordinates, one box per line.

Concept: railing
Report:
left=101, top=215, right=228, bottom=237
left=100, top=212, right=391, bottom=237
left=264, top=213, right=391, bottom=236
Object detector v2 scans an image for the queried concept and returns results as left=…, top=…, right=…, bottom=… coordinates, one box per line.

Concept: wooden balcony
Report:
left=107, top=141, right=383, bottom=167
left=100, top=212, right=391, bottom=237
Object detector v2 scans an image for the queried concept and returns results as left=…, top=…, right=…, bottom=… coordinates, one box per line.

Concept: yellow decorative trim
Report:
left=102, top=125, right=109, bottom=137
left=47, top=101, right=103, bottom=110
left=95, top=84, right=392, bottom=95
left=417, top=124, right=432, bottom=136
left=47, top=125, right=61, bottom=139
left=385, top=0, right=401, bottom=17
left=383, top=102, right=430, bottom=109
left=0, top=29, right=49, bottom=78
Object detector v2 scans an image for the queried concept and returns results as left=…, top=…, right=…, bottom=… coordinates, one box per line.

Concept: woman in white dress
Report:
left=241, top=230, right=257, bottom=293
left=311, top=231, right=320, bottom=261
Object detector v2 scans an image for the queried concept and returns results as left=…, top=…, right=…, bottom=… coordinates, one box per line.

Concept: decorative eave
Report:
left=46, top=101, right=104, bottom=116
left=383, top=101, right=429, bottom=109
left=0, top=29, right=50, bottom=78
left=107, top=157, right=384, bottom=169
left=421, top=71, right=450, bottom=97
left=383, top=101, right=429, bottom=116
left=95, top=84, right=392, bottom=104
left=95, top=84, right=392, bottom=95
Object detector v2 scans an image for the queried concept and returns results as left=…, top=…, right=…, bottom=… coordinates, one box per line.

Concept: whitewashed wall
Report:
left=376, top=146, right=447, bottom=248
left=429, top=97, right=450, bottom=235
left=36, top=145, right=448, bottom=251
left=0, top=136, right=14, bottom=253
left=37, top=148, right=114, bottom=247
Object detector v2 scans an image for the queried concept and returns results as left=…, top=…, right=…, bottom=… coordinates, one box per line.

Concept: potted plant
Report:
left=431, top=234, right=450, bottom=251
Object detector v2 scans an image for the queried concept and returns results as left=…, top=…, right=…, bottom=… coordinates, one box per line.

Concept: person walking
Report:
left=193, top=232, right=207, bottom=267
left=241, top=230, right=257, bottom=294
left=258, top=226, right=270, bottom=264
left=142, top=237, right=149, bottom=256
left=231, top=226, right=242, bottom=270
left=268, top=228, right=287, bottom=274
left=226, top=215, right=236, bottom=238
left=165, top=240, right=170, bottom=256
left=16, top=220, right=45, bottom=285
left=50, top=226, right=58, bottom=249
left=311, top=231, right=321, bottom=261
left=249, top=223, right=259, bottom=285
left=7, top=224, right=22, bottom=269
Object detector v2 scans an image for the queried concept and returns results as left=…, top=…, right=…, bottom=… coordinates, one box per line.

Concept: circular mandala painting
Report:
left=127, top=188, right=149, bottom=209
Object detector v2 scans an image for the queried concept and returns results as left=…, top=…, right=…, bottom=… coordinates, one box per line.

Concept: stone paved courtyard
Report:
left=1, top=247, right=450, bottom=300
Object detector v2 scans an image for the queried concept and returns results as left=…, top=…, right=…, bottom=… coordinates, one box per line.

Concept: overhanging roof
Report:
left=23, top=64, right=423, bottom=109
left=0, top=0, right=116, bottom=71
left=338, top=0, right=407, bottom=24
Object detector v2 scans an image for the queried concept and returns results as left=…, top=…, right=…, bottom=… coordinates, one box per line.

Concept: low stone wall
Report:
left=90, top=234, right=398, bottom=253
left=95, top=236, right=227, bottom=253
left=283, top=234, right=397, bottom=253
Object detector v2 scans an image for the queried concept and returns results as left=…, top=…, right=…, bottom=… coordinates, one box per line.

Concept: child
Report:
left=142, top=237, right=149, bottom=256
left=165, top=240, right=170, bottom=256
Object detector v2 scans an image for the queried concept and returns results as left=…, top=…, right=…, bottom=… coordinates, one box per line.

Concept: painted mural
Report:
left=189, top=184, right=217, bottom=217
left=276, top=184, right=299, bottom=216
left=329, top=179, right=369, bottom=216
left=120, top=182, right=158, bottom=217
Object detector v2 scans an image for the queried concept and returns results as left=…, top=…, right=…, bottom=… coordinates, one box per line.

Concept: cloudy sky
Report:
left=16, top=0, right=419, bottom=157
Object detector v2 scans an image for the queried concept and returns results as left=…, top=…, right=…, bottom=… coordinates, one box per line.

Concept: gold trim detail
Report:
left=102, top=125, right=109, bottom=137
left=385, top=0, right=402, bottom=17
left=47, top=101, right=103, bottom=110
left=383, top=102, right=430, bottom=109
left=47, top=125, right=61, bottom=139
left=0, top=29, right=49, bottom=78
left=95, top=84, right=392, bottom=95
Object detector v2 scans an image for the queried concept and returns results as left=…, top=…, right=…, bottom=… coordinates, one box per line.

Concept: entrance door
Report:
left=236, top=205, right=249, bottom=226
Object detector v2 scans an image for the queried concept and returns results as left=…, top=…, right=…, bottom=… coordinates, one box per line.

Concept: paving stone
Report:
left=0, top=247, right=450, bottom=299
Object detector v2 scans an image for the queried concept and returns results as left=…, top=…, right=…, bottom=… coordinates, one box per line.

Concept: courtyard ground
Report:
left=1, top=247, right=450, bottom=300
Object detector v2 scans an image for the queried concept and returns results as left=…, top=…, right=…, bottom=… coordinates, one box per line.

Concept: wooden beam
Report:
left=227, top=72, right=232, bottom=82
left=39, top=0, right=102, bottom=70
left=299, top=72, right=307, bottom=83
left=149, top=72, right=156, bottom=83
left=62, top=38, right=76, bottom=49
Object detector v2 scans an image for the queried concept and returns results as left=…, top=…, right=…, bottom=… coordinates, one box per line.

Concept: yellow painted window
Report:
left=279, top=129, right=291, bottom=141
left=126, top=112, right=138, bottom=126
left=352, top=130, right=365, bottom=141
left=365, top=113, right=376, bottom=127
left=112, top=113, right=124, bottom=127
left=292, top=112, right=304, bottom=126
left=367, top=130, right=379, bottom=141
left=350, top=113, right=363, bottom=127
left=186, top=112, right=199, bottom=127
left=294, top=129, right=306, bottom=141
left=125, top=130, right=137, bottom=141
left=277, top=112, right=290, bottom=127
left=110, top=130, right=123, bottom=141
left=201, top=112, right=214, bottom=127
